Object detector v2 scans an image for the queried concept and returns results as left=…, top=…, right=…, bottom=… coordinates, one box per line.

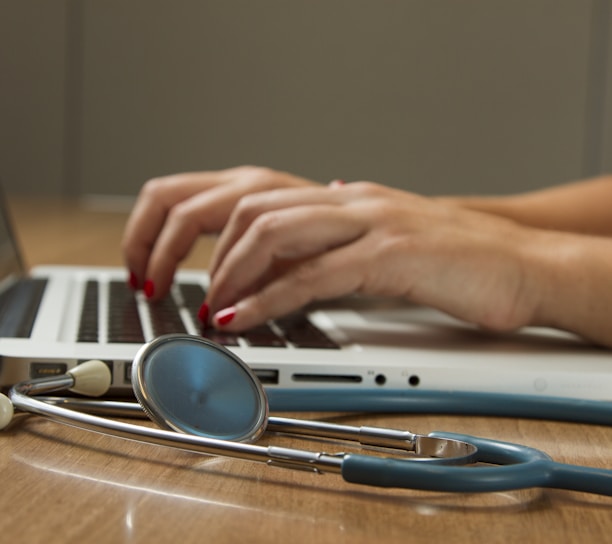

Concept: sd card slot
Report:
left=292, top=373, right=362, bottom=384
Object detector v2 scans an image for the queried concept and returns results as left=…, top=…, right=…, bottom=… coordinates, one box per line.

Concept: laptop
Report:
left=1, top=188, right=612, bottom=409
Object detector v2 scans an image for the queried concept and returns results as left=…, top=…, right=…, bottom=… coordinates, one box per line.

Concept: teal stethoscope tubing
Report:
left=268, top=389, right=612, bottom=494
left=343, top=431, right=612, bottom=495
left=267, top=389, right=612, bottom=425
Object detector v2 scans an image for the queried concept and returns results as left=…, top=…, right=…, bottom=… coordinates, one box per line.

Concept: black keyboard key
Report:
left=148, top=296, right=187, bottom=336
left=78, top=280, right=99, bottom=342
left=275, top=314, right=340, bottom=349
left=242, top=324, right=286, bottom=347
left=108, top=281, right=145, bottom=343
left=199, top=326, right=240, bottom=347
left=179, top=282, right=207, bottom=304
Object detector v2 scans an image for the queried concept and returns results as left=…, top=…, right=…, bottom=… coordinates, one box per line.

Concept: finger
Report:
left=123, top=167, right=319, bottom=292
left=122, top=172, right=231, bottom=287
left=206, top=204, right=366, bottom=313
left=139, top=181, right=279, bottom=300
left=211, top=239, right=370, bottom=330
left=209, top=185, right=350, bottom=276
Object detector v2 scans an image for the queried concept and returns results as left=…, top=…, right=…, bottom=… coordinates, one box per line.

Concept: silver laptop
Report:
left=1, top=190, right=611, bottom=408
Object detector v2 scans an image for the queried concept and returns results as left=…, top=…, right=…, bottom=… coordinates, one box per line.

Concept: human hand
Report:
left=205, top=181, right=545, bottom=333
left=121, top=166, right=318, bottom=300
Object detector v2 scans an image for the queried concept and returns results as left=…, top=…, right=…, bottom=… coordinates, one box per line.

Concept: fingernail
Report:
left=215, top=306, right=236, bottom=326
left=128, top=271, right=139, bottom=290
left=143, top=279, right=155, bottom=299
left=329, top=179, right=345, bottom=188
left=197, top=302, right=210, bottom=323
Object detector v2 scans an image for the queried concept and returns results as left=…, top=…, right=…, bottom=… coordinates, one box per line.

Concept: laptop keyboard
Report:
left=78, top=280, right=340, bottom=349
left=0, top=278, right=48, bottom=338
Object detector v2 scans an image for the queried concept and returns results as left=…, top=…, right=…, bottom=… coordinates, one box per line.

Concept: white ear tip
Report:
left=0, top=394, right=14, bottom=430
left=68, top=360, right=112, bottom=397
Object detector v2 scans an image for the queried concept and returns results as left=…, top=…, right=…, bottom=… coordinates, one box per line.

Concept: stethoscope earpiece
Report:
left=68, top=360, right=112, bottom=397
left=0, top=393, right=14, bottom=430
left=0, top=358, right=111, bottom=431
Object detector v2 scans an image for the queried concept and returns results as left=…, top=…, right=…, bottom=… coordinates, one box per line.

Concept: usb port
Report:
left=253, top=369, right=279, bottom=385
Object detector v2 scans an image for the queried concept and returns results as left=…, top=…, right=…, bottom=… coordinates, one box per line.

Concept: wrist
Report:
left=523, top=231, right=612, bottom=346
left=436, top=194, right=529, bottom=226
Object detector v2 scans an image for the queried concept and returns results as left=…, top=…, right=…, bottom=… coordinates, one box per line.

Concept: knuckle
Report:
left=120, top=235, right=134, bottom=256
left=233, top=164, right=261, bottom=175
left=237, top=165, right=272, bottom=186
left=139, top=176, right=169, bottom=200
left=291, top=259, right=324, bottom=287
left=235, top=165, right=293, bottom=192
left=247, top=289, right=272, bottom=315
left=233, top=193, right=266, bottom=225
left=165, top=201, right=200, bottom=236
left=249, top=211, right=284, bottom=242
left=165, top=200, right=190, bottom=224
left=349, top=181, right=383, bottom=197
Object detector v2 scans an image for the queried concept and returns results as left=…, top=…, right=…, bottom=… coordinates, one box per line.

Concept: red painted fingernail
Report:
left=143, top=279, right=155, bottom=299
left=329, top=179, right=345, bottom=187
left=215, top=306, right=236, bottom=326
left=197, top=302, right=210, bottom=323
left=128, top=271, right=139, bottom=290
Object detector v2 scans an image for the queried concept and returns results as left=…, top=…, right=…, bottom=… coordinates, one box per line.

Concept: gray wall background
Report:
left=1, top=1, right=611, bottom=197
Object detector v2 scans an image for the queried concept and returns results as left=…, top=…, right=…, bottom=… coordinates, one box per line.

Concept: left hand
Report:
left=121, top=166, right=317, bottom=300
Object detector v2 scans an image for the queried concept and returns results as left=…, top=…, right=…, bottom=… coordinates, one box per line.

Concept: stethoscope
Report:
left=2, top=333, right=612, bottom=496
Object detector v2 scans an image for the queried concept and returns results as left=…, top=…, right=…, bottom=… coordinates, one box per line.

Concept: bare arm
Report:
left=524, top=229, right=612, bottom=347
left=437, top=175, right=612, bottom=236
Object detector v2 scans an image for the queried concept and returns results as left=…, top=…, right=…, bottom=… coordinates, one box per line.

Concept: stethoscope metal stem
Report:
left=10, top=388, right=345, bottom=475
left=37, top=397, right=477, bottom=462
left=265, top=418, right=475, bottom=459
left=266, top=417, right=419, bottom=448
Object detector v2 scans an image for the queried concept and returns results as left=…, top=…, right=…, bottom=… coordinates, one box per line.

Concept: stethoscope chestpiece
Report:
left=131, top=334, right=269, bottom=443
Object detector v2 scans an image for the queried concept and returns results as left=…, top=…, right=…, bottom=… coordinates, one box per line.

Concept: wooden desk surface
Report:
left=2, top=196, right=612, bottom=543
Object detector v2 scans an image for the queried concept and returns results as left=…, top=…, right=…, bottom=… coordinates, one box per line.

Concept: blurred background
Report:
left=1, top=0, right=611, bottom=198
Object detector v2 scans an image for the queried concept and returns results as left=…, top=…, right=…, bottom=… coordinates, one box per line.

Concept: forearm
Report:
left=525, top=229, right=612, bottom=347
left=438, top=175, right=612, bottom=236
